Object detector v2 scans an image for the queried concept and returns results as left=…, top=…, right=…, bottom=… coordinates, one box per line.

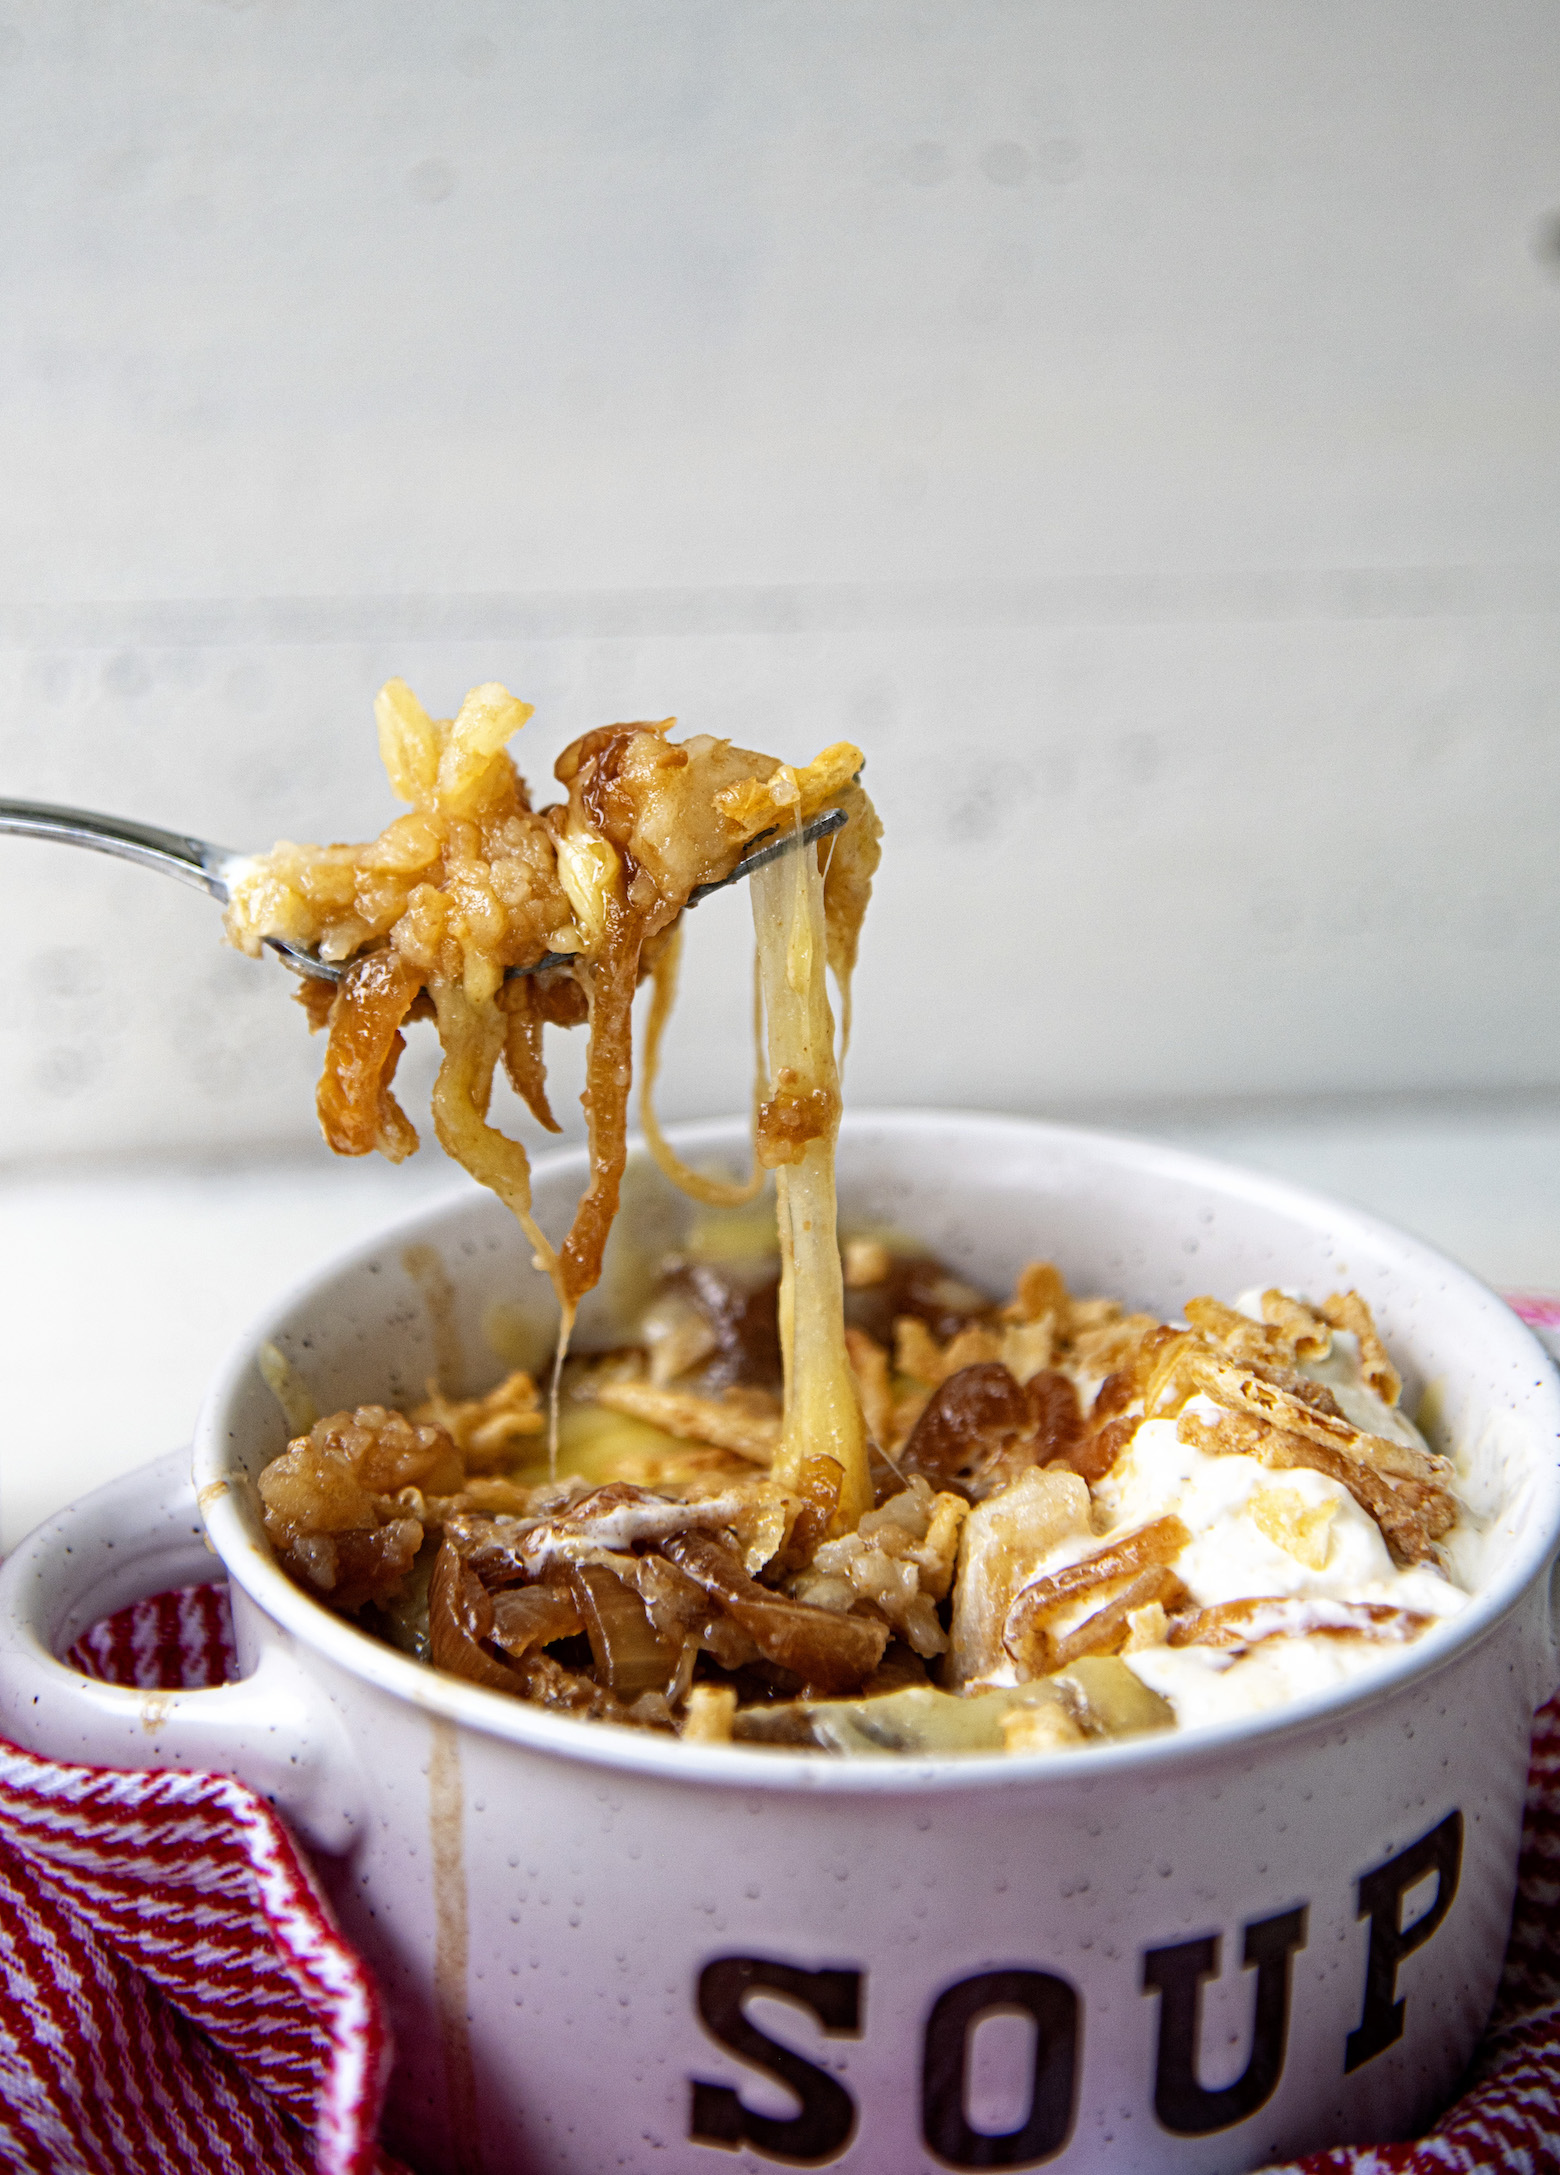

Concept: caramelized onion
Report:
left=559, top=897, right=652, bottom=1308
left=1068, top=1414, right=1139, bottom=1486
left=899, top=1363, right=1033, bottom=1491
left=661, top=1532, right=888, bottom=1696
left=630, top=1554, right=759, bottom=1672
left=1027, top=1370, right=1084, bottom=1466
left=773, top=1455, right=843, bottom=1574
left=496, top=977, right=563, bottom=1134
left=277, top=1523, right=425, bottom=1615
left=319, top=950, right=422, bottom=1160
left=509, top=1649, right=674, bottom=1731
left=670, top=1261, right=784, bottom=1393
left=1091, top=1371, right=1136, bottom=1422
left=428, top=1539, right=526, bottom=1694
left=488, top=1580, right=584, bottom=1661
left=567, top=1564, right=679, bottom=1696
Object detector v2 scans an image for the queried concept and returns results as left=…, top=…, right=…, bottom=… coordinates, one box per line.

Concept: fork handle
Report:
left=0, top=798, right=242, bottom=901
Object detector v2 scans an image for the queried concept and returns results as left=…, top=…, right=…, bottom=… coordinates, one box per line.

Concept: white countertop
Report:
left=3, top=1102, right=1556, bottom=1554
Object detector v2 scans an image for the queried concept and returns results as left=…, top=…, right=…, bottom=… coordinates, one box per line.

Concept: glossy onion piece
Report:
left=1003, top=1515, right=1192, bottom=1675
left=662, top=1532, right=888, bottom=1695
left=670, top=1261, right=784, bottom=1392
left=1040, top=1564, right=1190, bottom=1672
left=428, top=1539, right=526, bottom=1695
left=899, top=1363, right=1033, bottom=1491
left=1069, top=1414, right=1140, bottom=1487
left=1167, top=1595, right=1430, bottom=1651
left=630, top=1552, right=760, bottom=1673
left=318, top=950, right=422, bottom=1160
left=568, top=1564, right=680, bottom=1696
left=1027, top=1369, right=1084, bottom=1466
left=777, top=1455, right=843, bottom=1572
left=488, top=1580, right=584, bottom=1661
left=282, top=1524, right=425, bottom=1616
left=633, top=1552, right=719, bottom=1639
left=558, top=896, right=652, bottom=1308
left=1051, top=1370, right=1141, bottom=1486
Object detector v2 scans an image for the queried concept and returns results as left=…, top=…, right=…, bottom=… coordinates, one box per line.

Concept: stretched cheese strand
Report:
left=750, top=803, right=871, bottom=1526
left=429, top=982, right=561, bottom=1295
left=430, top=980, right=575, bottom=1474
left=638, top=922, right=768, bottom=1208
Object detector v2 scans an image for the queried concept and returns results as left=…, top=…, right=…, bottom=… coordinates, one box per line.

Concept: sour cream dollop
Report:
left=1062, top=1302, right=1466, bottom=1730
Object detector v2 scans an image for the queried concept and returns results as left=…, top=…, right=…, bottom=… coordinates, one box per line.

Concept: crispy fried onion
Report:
left=1183, top=1296, right=1311, bottom=1372
left=1180, top=1290, right=1400, bottom=1405
left=1144, top=1333, right=1454, bottom=1564
left=1166, top=1595, right=1430, bottom=1651
left=1318, top=1291, right=1402, bottom=1404
left=258, top=1247, right=1456, bottom=1745
left=416, top=1369, right=544, bottom=1467
left=1176, top=1403, right=1454, bottom=1567
left=997, top=1261, right=1163, bottom=1382
left=1003, top=1516, right=1192, bottom=1675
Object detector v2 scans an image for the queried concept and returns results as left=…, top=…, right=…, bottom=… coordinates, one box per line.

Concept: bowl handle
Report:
left=0, top=1449, right=363, bottom=1855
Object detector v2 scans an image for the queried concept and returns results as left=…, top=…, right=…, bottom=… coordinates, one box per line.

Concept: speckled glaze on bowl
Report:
left=2, top=1112, right=1557, bottom=2175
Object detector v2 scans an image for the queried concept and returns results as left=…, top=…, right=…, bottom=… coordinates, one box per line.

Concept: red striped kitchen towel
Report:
left=0, top=1583, right=404, bottom=2175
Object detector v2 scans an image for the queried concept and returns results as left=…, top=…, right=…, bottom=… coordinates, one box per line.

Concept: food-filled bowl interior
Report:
left=198, top=1110, right=1560, bottom=1776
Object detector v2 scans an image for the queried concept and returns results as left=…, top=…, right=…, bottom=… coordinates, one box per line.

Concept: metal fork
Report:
left=0, top=797, right=848, bottom=983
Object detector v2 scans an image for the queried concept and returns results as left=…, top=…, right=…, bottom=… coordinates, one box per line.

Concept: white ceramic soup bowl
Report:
left=2, top=1111, right=1558, bottom=2175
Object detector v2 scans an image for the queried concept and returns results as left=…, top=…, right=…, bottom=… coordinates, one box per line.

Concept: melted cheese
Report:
left=749, top=814, right=872, bottom=1525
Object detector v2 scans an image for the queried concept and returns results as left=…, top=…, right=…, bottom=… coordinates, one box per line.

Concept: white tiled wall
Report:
left=1, top=4, right=1557, bottom=1538
left=2, top=0, right=1558, bottom=1163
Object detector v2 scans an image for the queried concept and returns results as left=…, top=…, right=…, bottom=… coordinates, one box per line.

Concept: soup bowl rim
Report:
left=193, top=1106, right=1560, bottom=1797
